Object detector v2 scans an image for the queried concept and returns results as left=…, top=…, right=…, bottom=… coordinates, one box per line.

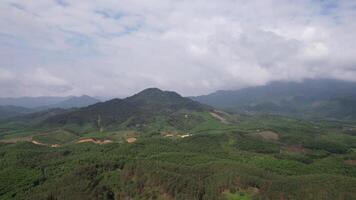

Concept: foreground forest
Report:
left=0, top=89, right=356, bottom=200
left=1, top=115, right=356, bottom=199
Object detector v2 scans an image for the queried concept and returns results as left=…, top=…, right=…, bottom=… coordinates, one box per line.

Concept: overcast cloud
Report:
left=1, top=0, right=356, bottom=97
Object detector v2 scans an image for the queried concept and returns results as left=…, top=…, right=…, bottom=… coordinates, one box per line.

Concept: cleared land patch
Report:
left=210, top=111, right=229, bottom=124
left=345, top=160, right=356, bottom=166
left=161, top=131, right=178, bottom=137
left=248, top=131, right=279, bottom=141
left=126, top=137, right=137, bottom=143
left=32, top=130, right=79, bottom=145
left=77, top=138, right=113, bottom=145
left=0, top=136, right=32, bottom=143
left=31, top=140, right=46, bottom=146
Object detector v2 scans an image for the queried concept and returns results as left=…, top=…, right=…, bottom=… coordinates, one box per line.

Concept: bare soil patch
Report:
left=210, top=112, right=229, bottom=124
left=31, top=140, right=46, bottom=146
left=247, top=186, right=260, bottom=194
left=345, top=160, right=356, bottom=166
left=0, top=136, right=32, bottom=144
left=180, top=134, right=192, bottom=138
left=77, top=138, right=113, bottom=145
left=1, top=137, right=62, bottom=148
left=160, top=131, right=178, bottom=137
left=249, top=131, right=279, bottom=141
left=126, top=137, right=137, bottom=143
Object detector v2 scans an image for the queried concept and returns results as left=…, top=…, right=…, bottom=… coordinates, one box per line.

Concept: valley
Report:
left=2, top=1, right=356, bottom=199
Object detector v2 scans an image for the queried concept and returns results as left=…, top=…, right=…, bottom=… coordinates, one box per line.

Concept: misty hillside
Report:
left=41, top=95, right=100, bottom=109
left=0, top=105, right=33, bottom=120
left=0, top=96, right=70, bottom=108
left=0, top=95, right=99, bottom=120
left=0, top=95, right=99, bottom=109
left=193, top=79, right=356, bottom=119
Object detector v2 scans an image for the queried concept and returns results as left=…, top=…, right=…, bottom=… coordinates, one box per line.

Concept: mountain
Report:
left=0, top=105, right=33, bottom=120
left=192, top=79, right=356, bottom=119
left=126, top=88, right=209, bottom=112
left=44, top=88, right=211, bottom=129
left=2, top=87, right=356, bottom=200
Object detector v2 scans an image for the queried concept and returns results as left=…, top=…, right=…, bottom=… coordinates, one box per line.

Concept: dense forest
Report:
left=1, top=112, right=356, bottom=199
left=0, top=89, right=355, bottom=199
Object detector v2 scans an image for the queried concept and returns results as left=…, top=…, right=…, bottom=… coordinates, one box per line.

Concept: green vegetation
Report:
left=32, top=130, right=79, bottom=145
left=235, top=136, right=280, bottom=153
left=0, top=88, right=355, bottom=199
left=224, top=191, right=252, bottom=200
left=1, top=115, right=356, bottom=199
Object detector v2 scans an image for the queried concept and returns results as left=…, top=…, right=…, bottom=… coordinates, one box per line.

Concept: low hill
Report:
left=192, top=79, right=356, bottom=119
left=0, top=96, right=70, bottom=108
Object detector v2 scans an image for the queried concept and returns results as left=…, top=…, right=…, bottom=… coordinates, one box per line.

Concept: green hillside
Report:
left=0, top=88, right=355, bottom=200
left=42, top=88, right=212, bottom=133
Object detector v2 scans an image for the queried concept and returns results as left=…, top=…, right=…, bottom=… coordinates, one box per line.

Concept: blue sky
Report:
left=0, top=0, right=356, bottom=97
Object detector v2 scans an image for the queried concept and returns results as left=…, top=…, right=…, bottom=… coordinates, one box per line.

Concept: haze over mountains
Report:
left=0, top=95, right=99, bottom=119
left=192, top=79, right=356, bottom=119
left=0, top=95, right=99, bottom=109
left=2, top=78, right=356, bottom=121
left=0, top=105, right=33, bottom=120
left=0, top=96, right=70, bottom=108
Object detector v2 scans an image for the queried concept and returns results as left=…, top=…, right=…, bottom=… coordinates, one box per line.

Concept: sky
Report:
left=1, top=0, right=356, bottom=97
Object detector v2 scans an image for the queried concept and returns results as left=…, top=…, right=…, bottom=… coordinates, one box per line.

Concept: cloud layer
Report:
left=1, top=0, right=356, bottom=97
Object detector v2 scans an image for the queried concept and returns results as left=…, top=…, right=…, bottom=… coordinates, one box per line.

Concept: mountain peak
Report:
left=134, top=88, right=178, bottom=96
left=127, top=88, right=182, bottom=102
left=140, top=87, right=163, bottom=93
left=44, top=88, right=210, bottom=126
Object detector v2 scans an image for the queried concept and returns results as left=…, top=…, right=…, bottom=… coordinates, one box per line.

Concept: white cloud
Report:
left=0, top=0, right=356, bottom=97
left=24, top=68, right=68, bottom=86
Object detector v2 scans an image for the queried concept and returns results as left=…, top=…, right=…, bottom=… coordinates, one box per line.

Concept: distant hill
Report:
left=0, top=105, right=33, bottom=120
left=0, top=96, right=70, bottom=108
left=0, top=95, right=99, bottom=109
left=192, top=79, right=356, bottom=119
left=10, top=108, right=72, bottom=124
left=0, top=95, right=99, bottom=120
left=44, top=88, right=211, bottom=129
left=41, top=95, right=100, bottom=109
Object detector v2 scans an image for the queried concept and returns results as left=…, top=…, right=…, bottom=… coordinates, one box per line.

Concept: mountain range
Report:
left=1, top=81, right=356, bottom=200
left=2, top=79, right=356, bottom=122
left=0, top=95, right=100, bottom=120
left=192, top=79, right=356, bottom=119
